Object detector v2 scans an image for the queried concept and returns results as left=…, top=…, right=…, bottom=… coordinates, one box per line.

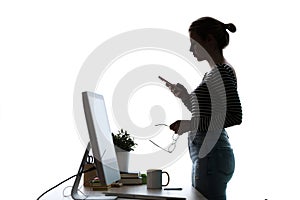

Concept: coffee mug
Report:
left=147, top=169, right=170, bottom=189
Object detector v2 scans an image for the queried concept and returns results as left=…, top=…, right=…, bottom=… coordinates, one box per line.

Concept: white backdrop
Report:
left=1, top=1, right=300, bottom=199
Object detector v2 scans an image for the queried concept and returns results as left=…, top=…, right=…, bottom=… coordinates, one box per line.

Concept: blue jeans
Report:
left=188, top=129, right=235, bottom=200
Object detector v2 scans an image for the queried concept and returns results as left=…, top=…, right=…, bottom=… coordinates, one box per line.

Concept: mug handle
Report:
left=162, top=171, right=170, bottom=186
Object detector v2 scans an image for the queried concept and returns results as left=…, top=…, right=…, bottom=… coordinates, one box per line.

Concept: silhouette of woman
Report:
left=167, top=17, right=242, bottom=200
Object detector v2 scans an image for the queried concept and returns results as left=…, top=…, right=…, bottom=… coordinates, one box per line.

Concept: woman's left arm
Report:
left=169, top=120, right=191, bottom=135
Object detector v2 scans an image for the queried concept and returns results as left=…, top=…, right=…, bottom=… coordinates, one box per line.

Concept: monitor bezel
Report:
left=82, top=91, right=121, bottom=185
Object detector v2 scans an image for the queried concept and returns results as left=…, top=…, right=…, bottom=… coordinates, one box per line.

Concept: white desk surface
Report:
left=116, top=184, right=203, bottom=199
left=107, top=185, right=205, bottom=200
left=84, top=184, right=206, bottom=200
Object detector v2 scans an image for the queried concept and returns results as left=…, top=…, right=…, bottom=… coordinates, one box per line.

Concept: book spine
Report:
left=119, top=178, right=143, bottom=185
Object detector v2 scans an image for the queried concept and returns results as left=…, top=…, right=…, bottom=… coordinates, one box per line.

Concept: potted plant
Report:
left=112, top=129, right=137, bottom=172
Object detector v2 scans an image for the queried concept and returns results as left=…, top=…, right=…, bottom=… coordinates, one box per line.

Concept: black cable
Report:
left=37, top=166, right=96, bottom=200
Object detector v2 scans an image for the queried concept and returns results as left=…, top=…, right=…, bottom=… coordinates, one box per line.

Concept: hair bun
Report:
left=225, top=23, right=236, bottom=33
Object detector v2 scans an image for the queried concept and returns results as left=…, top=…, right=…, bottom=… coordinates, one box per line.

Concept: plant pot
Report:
left=115, top=146, right=130, bottom=173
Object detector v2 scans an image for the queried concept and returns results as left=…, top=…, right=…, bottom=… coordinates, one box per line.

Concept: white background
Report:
left=1, top=1, right=300, bottom=199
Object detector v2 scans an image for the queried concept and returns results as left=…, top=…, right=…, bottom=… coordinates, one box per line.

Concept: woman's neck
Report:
left=207, top=50, right=225, bottom=68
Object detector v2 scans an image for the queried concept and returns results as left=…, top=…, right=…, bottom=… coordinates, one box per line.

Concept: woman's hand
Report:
left=169, top=120, right=191, bottom=135
left=168, top=83, right=189, bottom=100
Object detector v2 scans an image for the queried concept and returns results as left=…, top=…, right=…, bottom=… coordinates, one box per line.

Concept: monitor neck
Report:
left=71, top=143, right=117, bottom=200
left=71, top=142, right=91, bottom=200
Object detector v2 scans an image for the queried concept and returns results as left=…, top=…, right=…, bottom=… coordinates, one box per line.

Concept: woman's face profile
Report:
left=189, top=31, right=207, bottom=62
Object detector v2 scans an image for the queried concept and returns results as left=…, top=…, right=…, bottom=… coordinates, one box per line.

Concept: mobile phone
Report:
left=158, top=76, right=173, bottom=86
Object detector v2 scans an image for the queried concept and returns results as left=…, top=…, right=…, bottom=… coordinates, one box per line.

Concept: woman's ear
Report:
left=206, top=34, right=218, bottom=48
left=206, top=34, right=216, bottom=43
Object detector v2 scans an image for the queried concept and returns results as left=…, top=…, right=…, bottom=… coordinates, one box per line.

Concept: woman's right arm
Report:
left=167, top=83, right=192, bottom=112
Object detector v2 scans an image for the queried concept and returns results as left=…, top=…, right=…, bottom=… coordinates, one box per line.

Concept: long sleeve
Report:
left=190, top=64, right=242, bottom=132
left=181, top=94, right=193, bottom=112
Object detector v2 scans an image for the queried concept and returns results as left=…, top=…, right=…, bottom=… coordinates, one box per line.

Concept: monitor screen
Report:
left=82, top=91, right=120, bottom=185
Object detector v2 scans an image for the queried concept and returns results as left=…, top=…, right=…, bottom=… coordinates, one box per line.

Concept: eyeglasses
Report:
left=149, top=124, right=180, bottom=153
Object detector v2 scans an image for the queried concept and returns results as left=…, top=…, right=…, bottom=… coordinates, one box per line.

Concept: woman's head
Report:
left=189, top=17, right=236, bottom=63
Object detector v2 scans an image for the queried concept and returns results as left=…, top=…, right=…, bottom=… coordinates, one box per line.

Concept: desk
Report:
left=84, top=184, right=206, bottom=200
left=41, top=151, right=206, bottom=199
left=40, top=169, right=206, bottom=200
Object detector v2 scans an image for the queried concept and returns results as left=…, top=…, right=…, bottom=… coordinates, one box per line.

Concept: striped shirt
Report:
left=183, top=64, right=242, bottom=132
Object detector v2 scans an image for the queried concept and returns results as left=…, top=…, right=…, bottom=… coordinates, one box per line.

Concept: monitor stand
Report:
left=71, top=143, right=117, bottom=200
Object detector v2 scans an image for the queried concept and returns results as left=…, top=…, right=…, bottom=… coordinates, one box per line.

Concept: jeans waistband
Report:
left=188, top=129, right=231, bottom=149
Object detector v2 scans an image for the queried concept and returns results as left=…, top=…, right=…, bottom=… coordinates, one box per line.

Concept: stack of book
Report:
left=89, top=177, right=111, bottom=191
left=119, top=172, right=143, bottom=185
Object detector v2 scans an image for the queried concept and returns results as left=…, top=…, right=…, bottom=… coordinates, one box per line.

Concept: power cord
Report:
left=37, top=165, right=96, bottom=200
left=62, top=185, right=86, bottom=198
left=62, top=186, right=73, bottom=198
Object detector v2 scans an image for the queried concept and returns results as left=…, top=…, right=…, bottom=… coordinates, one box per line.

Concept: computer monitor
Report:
left=72, top=91, right=121, bottom=200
